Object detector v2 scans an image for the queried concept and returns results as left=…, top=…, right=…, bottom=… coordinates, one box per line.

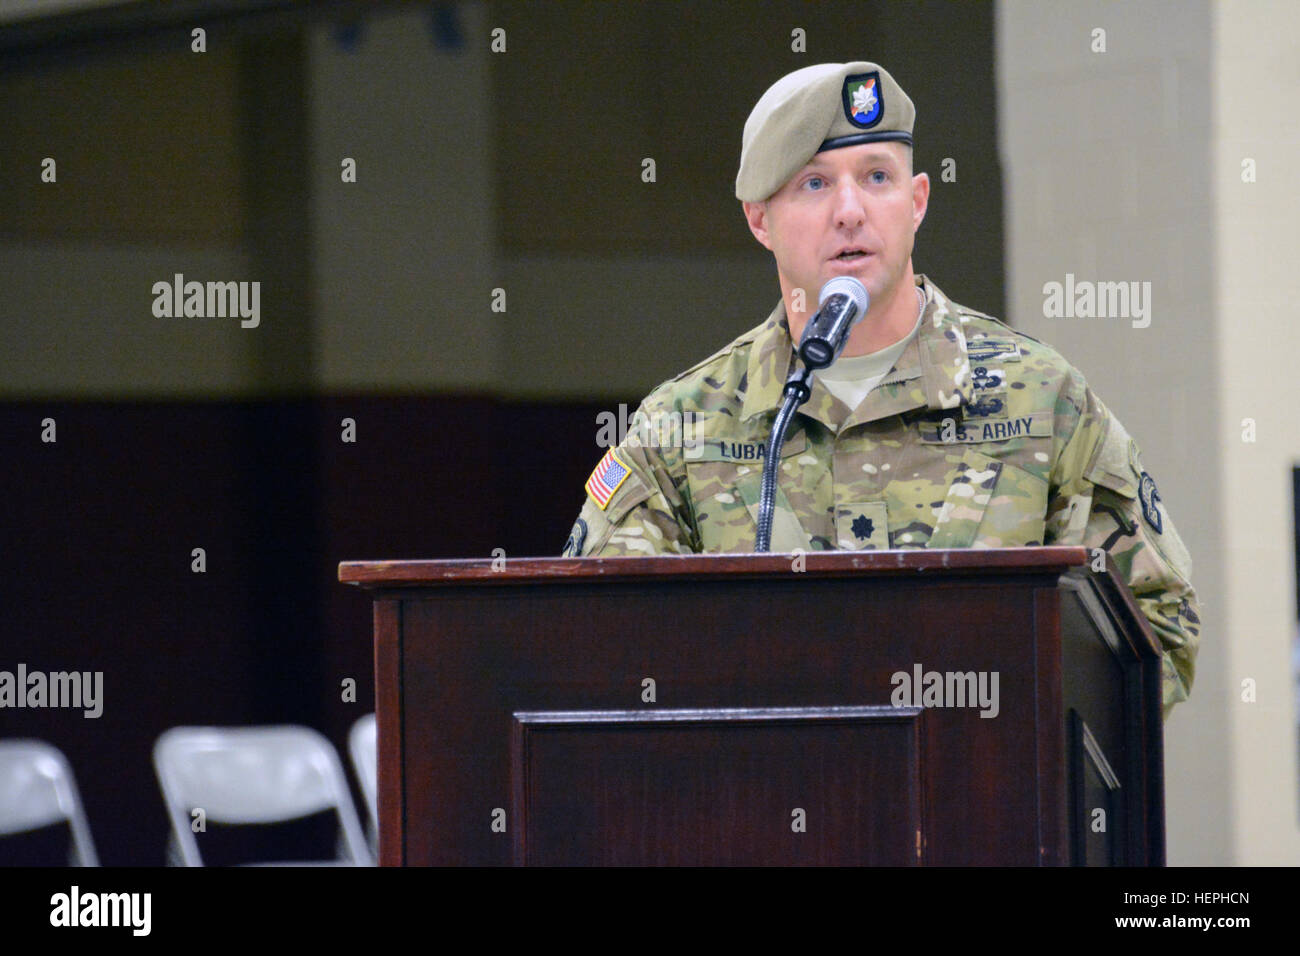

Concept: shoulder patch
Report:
left=1138, top=471, right=1163, bottom=534
left=562, top=517, right=588, bottom=556
left=585, top=449, right=633, bottom=509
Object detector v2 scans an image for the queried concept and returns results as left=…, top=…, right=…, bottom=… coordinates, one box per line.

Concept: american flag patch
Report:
left=585, top=449, right=632, bottom=510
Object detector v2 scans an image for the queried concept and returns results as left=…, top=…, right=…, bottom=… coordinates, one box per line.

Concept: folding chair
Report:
left=153, top=725, right=370, bottom=866
left=0, top=739, right=99, bottom=866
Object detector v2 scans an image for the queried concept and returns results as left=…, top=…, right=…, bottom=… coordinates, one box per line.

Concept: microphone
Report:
left=797, top=276, right=870, bottom=370
left=755, top=276, right=870, bottom=552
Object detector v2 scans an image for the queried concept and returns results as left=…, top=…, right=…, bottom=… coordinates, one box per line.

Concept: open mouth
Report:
left=833, top=249, right=870, bottom=261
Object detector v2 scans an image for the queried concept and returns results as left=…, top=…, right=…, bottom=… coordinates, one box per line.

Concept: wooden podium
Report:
left=338, top=547, right=1164, bottom=866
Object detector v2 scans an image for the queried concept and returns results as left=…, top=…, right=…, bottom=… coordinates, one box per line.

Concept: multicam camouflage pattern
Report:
left=564, top=275, right=1201, bottom=719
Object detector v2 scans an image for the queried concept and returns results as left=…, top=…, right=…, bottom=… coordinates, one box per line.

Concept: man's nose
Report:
left=831, top=178, right=868, bottom=228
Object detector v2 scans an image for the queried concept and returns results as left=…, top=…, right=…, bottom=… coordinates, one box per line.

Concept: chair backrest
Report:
left=152, top=725, right=370, bottom=866
left=348, top=713, right=377, bottom=842
left=0, top=739, right=99, bottom=866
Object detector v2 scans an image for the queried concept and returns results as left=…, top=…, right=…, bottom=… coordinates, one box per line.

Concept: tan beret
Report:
left=735, top=61, right=915, bottom=202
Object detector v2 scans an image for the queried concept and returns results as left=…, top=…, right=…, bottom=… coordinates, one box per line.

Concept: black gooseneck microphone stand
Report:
left=754, top=362, right=814, bottom=552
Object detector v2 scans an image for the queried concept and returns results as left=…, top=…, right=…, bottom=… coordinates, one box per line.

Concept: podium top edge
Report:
left=337, top=547, right=1090, bottom=588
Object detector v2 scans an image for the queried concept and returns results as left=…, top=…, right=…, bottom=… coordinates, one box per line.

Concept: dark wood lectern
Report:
left=338, top=547, right=1164, bottom=866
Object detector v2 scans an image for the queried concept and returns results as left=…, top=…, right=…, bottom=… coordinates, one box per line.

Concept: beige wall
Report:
left=1213, top=0, right=1300, bottom=866
left=308, top=5, right=501, bottom=394
left=998, top=0, right=1300, bottom=864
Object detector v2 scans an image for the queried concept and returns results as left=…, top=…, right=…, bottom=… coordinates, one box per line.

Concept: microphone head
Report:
left=798, top=276, right=871, bottom=370
left=818, top=276, right=869, bottom=313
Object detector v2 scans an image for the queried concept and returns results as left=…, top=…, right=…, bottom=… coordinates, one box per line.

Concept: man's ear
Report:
left=743, top=200, right=773, bottom=251
left=911, top=172, right=930, bottom=232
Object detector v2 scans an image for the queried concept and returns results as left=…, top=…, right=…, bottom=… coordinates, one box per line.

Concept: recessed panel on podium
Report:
left=512, top=706, right=923, bottom=866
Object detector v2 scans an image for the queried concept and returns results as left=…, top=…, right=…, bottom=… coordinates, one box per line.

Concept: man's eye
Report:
left=805, top=176, right=825, bottom=190
left=869, top=170, right=888, bottom=184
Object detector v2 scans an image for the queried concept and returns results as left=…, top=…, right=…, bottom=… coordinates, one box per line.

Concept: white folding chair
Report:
left=348, top=713, right=377, bottom=855
left=153, top=725, right=370, bottom=866
left=0, top=739, right=99, bottom=866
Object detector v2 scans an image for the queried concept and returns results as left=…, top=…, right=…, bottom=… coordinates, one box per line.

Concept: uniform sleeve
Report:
left=1045, top=378, right=1202, bottom=721
left=561, top=404, right=699, bottom=557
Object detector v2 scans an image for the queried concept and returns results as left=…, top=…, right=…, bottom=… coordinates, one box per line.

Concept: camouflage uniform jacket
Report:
left=565, top=275, right=1200, bottom=717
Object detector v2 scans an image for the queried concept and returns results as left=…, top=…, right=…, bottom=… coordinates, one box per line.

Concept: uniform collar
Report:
left=739, top=274, right=973, bottom=426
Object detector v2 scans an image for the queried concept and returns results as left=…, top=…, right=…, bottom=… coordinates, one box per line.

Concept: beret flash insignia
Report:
left=843, top=72, right=883, bottom=129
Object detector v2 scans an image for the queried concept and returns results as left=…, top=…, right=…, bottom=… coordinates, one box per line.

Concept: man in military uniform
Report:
left=562, top=61, right=1200, bottom=719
